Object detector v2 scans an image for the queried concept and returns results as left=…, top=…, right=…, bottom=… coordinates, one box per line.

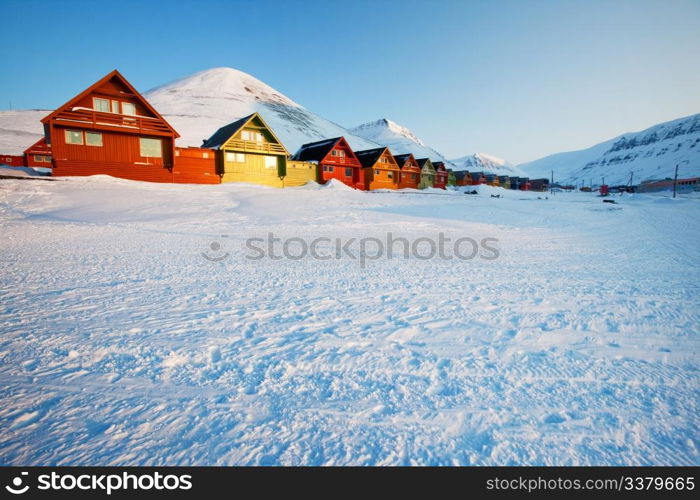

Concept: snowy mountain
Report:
left=518, top=113, right=700, bottom=185
left=349, top=118, right=452, bottom=164
left=450, top=152, right=524, bottom=176
left=144, top=67, right=379, bottom=153
left=0, top=110, right=50, bottom=155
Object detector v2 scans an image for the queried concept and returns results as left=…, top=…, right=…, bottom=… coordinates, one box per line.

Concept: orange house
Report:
left=394, top=153, right=421, bottom=189
left=454, top=171, right=472, bottom=186
left=43, top=70, right=180, bottom=182
left=354, top=147, right=399, bottom=190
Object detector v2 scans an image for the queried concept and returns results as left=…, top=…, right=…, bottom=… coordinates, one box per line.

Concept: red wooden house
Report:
left=354, top=147, right=399, bottom=190
left=42, top=70, right=180, bottom=183
left=24, top=138, right=52, bottom=168
left=432, top=161, right=448, bottom=189
left=393, top=153, right=421, bottom=189
left=291, top=137, right=368, bottom=190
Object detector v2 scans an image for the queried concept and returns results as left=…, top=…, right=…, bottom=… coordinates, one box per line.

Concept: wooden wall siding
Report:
left=52, top=128, right=173, bottom=167
left=220, top=152, right=286, bottom=186
left=1, top=155, right=25, bottom=167
left=368, top=151, right=399, bottom=190
left=52, top=160, right=173, bottom=183
left=284, top=161, right=320, bottom=186
left=173, top=148, right=219, bottom=184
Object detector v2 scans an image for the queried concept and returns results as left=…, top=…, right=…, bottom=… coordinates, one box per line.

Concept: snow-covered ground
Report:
left=0, top=177, right=698, bottom=465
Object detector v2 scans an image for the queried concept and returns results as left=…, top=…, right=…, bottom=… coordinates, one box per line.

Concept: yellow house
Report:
left=202, top=112, right=317, bottom=187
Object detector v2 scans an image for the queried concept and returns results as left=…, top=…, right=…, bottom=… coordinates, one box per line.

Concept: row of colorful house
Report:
left=2, top=70, right=551, bottom=191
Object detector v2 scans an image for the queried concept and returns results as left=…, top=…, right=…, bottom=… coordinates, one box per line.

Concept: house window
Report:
left=338, top=150, right=345, bottom=157
left=345, top=168, right=352, bottom=177
left=85, top=132, right=103, bottom=147
left=331, top=150, right=337, bottom=156
left=225, top=152, right=245, bottom=162
left=375, top=169, right=380, bottom=175
left=202, top=152, right=209, bottom=159
left=139, top=137, right=162, bottom=158
left=111, top=100, right=120, bottom=113
left=255, top=132, right=263, bottom=143
left=122, top=102, right=136, bottom=116
left=264, top=156, right=277, bottom=169
left=388, top=172, right=393, bottom=179
left=327, top=166, right=334, bottom=172
left=34, top=155, right=48, bottom=162
left=93, top=98, right=110, bottom=112
left=241, top=131, right=250, bottom=141
left=65, top=129, right=84, bottom=145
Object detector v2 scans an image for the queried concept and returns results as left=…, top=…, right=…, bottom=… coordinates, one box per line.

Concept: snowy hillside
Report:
left=519, top=113, right=700, bottom=185
left=144, top=67, right=379, bottom=153
left=0, top=110, right=50, bottom=155
left=349, top=119, right=453, bottom=164
left=450, top=152, right=524, bottom=176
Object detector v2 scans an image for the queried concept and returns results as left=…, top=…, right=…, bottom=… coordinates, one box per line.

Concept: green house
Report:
left=416, top=158, right=436, bottom=189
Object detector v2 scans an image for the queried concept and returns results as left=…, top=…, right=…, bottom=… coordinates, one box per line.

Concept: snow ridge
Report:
left=518, top=113, right=700, bottom=185
left=349, top=118, right=453, bottom=164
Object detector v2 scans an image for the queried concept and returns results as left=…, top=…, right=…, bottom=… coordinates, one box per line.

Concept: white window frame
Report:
left=93, top=97, right=110, bottom=112
left=65, top=129, right=84, bottom=145
left=264, top=156, right=277, bottom=169
left=122, top=102, right=136, bottom=116
left=139, top=137, right=162, bottom=158
left=85, top=131, right=103, bottom=147
left=241, top=131, right=250, bottom=141
left=255, top=132, right=263, bottom=143
left=111, top=100, right=120, bottom=113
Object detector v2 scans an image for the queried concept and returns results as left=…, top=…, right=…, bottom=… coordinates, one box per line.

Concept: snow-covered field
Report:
left=0, top=176, right=698, bottom=465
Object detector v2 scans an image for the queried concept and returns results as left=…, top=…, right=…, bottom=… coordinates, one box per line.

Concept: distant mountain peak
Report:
left=143, top=67, right=378, bottom=151
left=450, top=152, right=522, bottom=176
left=349, top=118, right=449, bottom=164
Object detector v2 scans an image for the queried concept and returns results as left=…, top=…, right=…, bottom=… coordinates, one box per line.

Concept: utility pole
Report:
left=673, top=164, right=679, bottom=198
left=550, top=170, right=554, bottom=195
left=674, top=160, right=690, bottom=198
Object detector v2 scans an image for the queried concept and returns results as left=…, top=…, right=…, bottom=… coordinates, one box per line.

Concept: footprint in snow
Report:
left=544, top=413, right=566, bottom=424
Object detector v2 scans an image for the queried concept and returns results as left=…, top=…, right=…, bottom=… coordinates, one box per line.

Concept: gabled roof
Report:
left=354, top=147, right=391, bottom=168
left=291, top=137, right=343, bottom=162
left=453, top=171, right=470, bottom=179
left=416, top=158, right=434, bottom=169
left=41, top=69, right=179, bottom=138
left=201, top=112, right=286, bottom=152
left=23, top=137, right=50, bottom=155
left=393, top=153, right=419, bottom=169
left=433, top=161, right=447, bottom=171
left=202, top=114, right=254, bottom=149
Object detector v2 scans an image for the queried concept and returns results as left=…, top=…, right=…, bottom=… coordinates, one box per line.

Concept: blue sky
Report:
left=1, top=0, right=698, bottom=163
